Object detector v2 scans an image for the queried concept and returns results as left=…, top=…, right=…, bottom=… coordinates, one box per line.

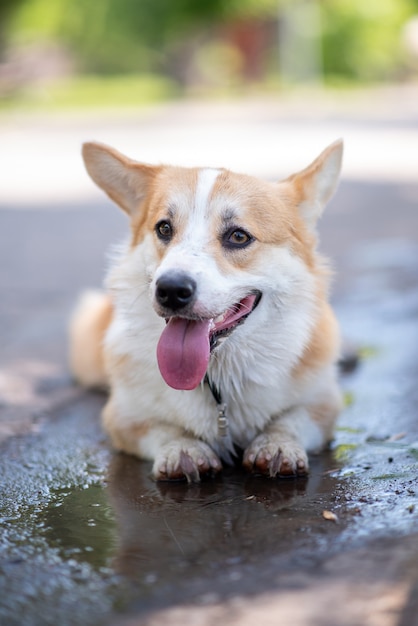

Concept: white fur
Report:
left=195, top=168, right=221, bottom=214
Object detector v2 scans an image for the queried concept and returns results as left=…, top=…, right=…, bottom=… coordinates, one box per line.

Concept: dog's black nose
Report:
left=156, top=273, right=197, bottom=311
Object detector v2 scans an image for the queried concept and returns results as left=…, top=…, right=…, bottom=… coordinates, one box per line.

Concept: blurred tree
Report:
left=9, top=0, right=280, bottom=74
left=6, top=0, right=418, bottom=82
left=321, top=0, right=414, bottom=81
left=0, top=0, right=25, bottom=56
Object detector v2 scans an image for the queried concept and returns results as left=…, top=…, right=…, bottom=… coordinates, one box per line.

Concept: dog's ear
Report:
left=82, top=142, right=158, bottom=216
left=285, top=139, right=343, bottom=230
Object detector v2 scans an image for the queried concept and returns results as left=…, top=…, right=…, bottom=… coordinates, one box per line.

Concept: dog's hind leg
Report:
left=68, top=290, right=112, bottom=389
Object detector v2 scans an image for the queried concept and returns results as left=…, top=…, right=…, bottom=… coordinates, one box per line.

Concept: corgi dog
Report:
left=69, top=140, right=343, bottom=482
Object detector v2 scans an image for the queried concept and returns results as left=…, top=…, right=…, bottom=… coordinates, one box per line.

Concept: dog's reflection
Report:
left=106, top=453, right=329, bottom=581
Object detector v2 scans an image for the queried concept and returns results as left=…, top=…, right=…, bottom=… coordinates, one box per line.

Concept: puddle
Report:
left=39, top=484, right=117, bottom=569
left=0, top=444, right=353, bottom=626
left=14, top=440, right=412, bottom=623
left=105, top=453, right=345, bottom=582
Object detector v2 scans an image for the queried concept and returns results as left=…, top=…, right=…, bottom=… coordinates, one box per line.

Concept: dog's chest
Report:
left=202, top=371, right=295, bottom=448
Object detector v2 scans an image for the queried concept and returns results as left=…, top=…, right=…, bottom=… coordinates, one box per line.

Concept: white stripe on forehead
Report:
left=172, top=168, right=221, bottom=252
left=194, top=168, right=221, bottom=215
left=157, top=167, right=222, bottom=274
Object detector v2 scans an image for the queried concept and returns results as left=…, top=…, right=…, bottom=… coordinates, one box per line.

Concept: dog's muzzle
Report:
left=154, top=272, right=262, bottom=391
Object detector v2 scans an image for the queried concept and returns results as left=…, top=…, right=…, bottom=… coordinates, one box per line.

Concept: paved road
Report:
left=0, top=90, right=418, bottom=626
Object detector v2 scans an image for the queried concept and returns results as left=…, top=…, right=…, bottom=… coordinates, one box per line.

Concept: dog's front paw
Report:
left=153, top=439, right=222, bottom=483
left=243, top=434, right=309, bottom=478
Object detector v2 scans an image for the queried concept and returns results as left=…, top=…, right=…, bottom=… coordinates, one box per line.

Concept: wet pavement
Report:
left=1, top=95, right=418, bottom=625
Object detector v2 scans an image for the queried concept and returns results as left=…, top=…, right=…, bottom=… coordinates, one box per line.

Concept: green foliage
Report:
left=321, top=0, right=414, bottom=81
left=10, top=0, right=219, bottom=72
left=6, top=0, right=418, bottom=81
left=0, top=0, right=25, bottom=51
left=9, top=0, right=284, bottom=73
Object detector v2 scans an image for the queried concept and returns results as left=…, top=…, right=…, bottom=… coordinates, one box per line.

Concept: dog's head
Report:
left=82, top=140, right=343, bottom=391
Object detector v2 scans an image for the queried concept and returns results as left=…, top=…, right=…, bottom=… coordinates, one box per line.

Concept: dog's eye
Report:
left=223, top=228, right=253, bottom=249
left=156, top=220, right=173, bottom=242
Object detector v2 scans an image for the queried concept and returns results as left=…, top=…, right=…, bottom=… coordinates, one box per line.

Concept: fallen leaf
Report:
left=322, top=510, right=339, bottom=523
left=388, top=432, right=407, bottom=442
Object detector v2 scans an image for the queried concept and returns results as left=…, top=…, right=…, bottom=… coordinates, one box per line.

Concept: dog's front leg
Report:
left=103, top=398, right=222, bottom=483
left=243, top=406, right=328, bottom=478
left=150, top=434, right=223, bottom=483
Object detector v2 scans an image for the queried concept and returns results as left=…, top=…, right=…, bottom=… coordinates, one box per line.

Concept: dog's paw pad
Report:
left=153, top=440, right=222, bottom=483
left=243, top=436, right=309, bottom=478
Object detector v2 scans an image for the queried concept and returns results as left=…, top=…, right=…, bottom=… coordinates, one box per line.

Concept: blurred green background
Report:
left=1, top=0, right=418, bottom=109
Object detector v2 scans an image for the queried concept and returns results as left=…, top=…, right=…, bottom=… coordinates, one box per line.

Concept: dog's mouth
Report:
left=156, top=291, right=261, bottom=391
left=209, top=291, right=262, bottom=350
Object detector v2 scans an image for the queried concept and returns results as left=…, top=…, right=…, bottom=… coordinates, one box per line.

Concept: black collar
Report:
left=204, top=374, right=222, bottom=404
left=204, top=375, right=228, bottom=437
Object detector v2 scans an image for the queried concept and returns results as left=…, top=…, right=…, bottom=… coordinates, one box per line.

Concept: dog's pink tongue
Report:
left=157, top=317, right=211, bottom=390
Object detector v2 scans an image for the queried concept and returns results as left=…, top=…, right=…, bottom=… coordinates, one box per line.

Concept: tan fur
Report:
left=69, top=290, right=112, bottom=388
left=293, top=301, right=340, bottom=380
left=103, top=399, right=152, bottom=455
left=292, top=300, right=343, bottom=441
